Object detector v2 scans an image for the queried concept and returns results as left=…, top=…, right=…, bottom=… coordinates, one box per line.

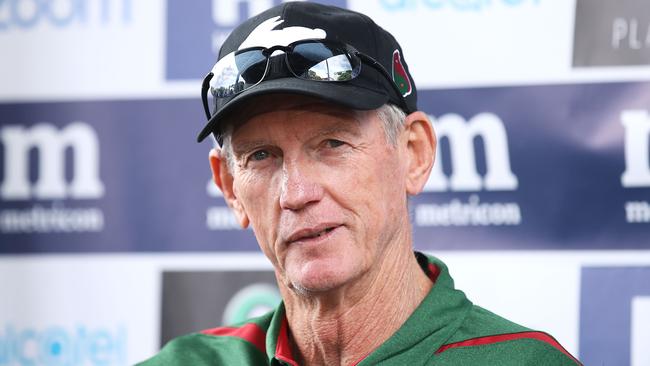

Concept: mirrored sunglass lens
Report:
left=289, top=42, right=359, bottom=81
left=209, top=49, right=267, bottom=98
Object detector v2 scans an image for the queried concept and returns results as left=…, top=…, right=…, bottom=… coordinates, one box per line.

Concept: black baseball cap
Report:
left=197, top=2, right=417, bottom=143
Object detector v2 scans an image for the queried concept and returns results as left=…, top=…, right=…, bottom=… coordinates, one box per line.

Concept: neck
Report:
left=279, top=238, right=432, bottom=366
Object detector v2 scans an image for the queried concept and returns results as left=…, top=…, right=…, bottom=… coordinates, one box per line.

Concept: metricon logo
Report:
left=415, top=112, right=521, bottom=228
left=0, top=122, right=106, bottom=233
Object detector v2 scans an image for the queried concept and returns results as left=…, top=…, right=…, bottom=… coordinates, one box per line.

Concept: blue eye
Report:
left=251, top=150, right=270, bottom=161
left=326, top=139, right=344, bottom=148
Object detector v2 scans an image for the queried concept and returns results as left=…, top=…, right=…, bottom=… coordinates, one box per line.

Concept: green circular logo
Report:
left=223, top=283, right=281, bottom=325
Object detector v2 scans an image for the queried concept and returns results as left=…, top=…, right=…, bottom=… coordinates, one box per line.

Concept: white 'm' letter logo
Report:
left=1, top=122, right=105, bottom=200
left=621, top=110, right=650, bottom=187
left=424, top=113, right=518, bottom=192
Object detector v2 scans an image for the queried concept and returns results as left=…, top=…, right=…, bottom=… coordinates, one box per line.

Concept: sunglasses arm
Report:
left=201, top=73, right=214, bottom=120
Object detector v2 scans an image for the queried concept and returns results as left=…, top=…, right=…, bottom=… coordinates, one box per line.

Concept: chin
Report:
left=285, top=254, right=360, bottom=294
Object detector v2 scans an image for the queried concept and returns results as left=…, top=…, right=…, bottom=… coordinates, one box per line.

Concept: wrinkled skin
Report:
left=210, top=94, right=437, bottom=365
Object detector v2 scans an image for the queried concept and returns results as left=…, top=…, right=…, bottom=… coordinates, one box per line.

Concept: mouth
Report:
left=286, top=225, right=341, bottom=244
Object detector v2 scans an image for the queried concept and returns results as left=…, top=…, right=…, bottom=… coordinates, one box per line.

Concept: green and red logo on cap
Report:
left=392, top=49, right=412, bottom=97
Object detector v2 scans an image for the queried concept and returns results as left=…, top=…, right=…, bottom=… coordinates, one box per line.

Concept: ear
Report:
left=209, top=148, right=250, bottom=228
left=403, top=111, right=436, bottom=195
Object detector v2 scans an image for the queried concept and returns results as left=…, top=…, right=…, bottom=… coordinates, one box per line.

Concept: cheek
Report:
left=334, top=149, right=405, bottom=222
left=361, top=151, right=407, bottom=226
left=234, top=171, right=282, bottom=257
left=235, top=170, right=277, bottom=212
left=364, top=147, right=405, bottom=193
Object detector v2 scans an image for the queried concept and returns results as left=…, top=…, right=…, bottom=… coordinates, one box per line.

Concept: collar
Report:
left=265, top=252, right=472, bottom=365
left=266, top=303, right=297, bottom=366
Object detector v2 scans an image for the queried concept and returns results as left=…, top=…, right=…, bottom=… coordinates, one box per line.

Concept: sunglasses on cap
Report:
left=200, top=39, right=409, bottom=121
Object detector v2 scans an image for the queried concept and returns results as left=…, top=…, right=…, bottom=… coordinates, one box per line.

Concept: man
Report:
left=140, top=2, right=581, bottom=365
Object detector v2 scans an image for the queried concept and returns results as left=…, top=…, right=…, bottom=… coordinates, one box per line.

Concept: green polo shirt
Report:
left=138, top=253, right=581, bottom=365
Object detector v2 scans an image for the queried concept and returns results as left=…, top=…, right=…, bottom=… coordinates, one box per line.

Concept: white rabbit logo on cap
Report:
left=238, top=16, right=326, bottom=50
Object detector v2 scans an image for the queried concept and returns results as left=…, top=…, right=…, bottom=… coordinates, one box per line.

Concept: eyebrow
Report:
left=232, top=139, right=271, bottom=157
left=230, top=110, right=365, bottom=155
left=314, top=118, right=361, bottom=137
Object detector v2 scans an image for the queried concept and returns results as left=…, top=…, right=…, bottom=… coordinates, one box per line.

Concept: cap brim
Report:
left=196, top=77, right=390, bottom=143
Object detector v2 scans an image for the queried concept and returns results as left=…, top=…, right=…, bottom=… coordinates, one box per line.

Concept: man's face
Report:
left=225, top=96, right=410, bottom=294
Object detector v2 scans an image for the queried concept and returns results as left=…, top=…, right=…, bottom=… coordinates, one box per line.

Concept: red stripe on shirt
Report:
left=435, top=331, right=581, bottom=364
left=275, top=316, right=300, bottom=366
left=201, top=323, right=266, bottom=355
left=427, top=263, right=441, bottom=284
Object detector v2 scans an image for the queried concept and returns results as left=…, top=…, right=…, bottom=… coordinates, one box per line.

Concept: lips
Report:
left=285, top=224, right=341, bottom=244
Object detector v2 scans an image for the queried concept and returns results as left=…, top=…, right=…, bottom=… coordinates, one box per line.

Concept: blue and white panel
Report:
left=1, top=0, right=649, bottom=365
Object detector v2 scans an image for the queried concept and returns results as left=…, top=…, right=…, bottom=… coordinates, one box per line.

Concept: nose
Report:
left=279, top=157, right=324, bottom=211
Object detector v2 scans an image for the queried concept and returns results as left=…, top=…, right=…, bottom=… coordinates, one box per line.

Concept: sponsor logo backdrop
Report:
left=1, top=0, right=650, bottom=364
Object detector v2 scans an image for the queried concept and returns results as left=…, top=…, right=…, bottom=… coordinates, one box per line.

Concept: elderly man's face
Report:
left=222, top=96, right=411, bottom=293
